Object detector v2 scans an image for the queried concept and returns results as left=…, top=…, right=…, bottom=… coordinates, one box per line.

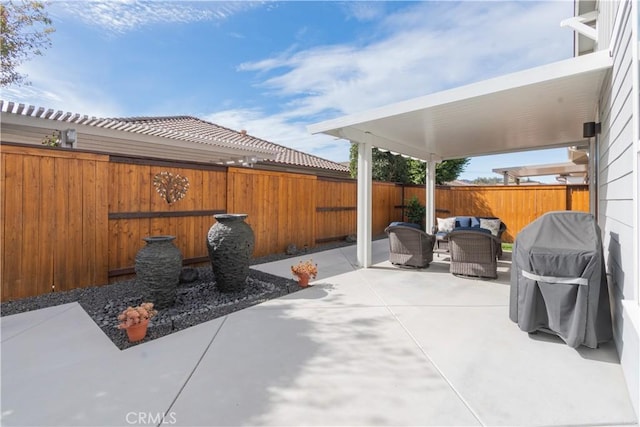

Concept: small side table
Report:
left=434, top=233, right=450, bottom=256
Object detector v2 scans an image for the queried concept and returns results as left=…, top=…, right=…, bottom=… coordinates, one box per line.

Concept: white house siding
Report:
left=596, top=0, right=618, bottom=50
left=597, top=0, right=639, bottom=416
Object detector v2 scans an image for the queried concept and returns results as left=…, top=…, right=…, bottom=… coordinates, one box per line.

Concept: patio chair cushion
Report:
left=456, top=216, right=471, bottom=228
left=479, top=218, right=501, bottom=236
left=437, top=217, right=456, bottom=232
left=455, top=216, right=481, bottom=228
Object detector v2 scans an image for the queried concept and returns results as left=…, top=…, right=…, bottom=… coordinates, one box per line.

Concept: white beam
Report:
left=357, top=140, right=372, bottom=268
left=561, top=15, right=598, bottom=41
left=329, top=126, right=428, bottom=162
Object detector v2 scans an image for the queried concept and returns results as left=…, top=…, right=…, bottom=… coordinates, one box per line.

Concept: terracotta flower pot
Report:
left=296, top=274, right=310, bottom=287
left=126, top=320, right=149, bottom=342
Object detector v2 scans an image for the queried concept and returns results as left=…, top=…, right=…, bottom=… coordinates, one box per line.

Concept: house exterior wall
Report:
left=596, top=0, right=619, bottom=50
left=596, top=0, right=639, bottom=416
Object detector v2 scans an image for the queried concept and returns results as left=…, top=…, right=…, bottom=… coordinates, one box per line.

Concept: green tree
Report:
left=407, top=158, right=426, bottom=184
left=1, top=0, right=55, bottom=87
left=435, top=158, right=470, bottom=184
left=349, top=144, right=469, bottom=184
left=473, top=176, right=504, bottom=185
left=349, top=144, right=409, bottom=182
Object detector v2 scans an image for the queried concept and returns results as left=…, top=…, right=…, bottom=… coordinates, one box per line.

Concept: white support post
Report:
left=357, top=140, right=372, bottom=268
left=425, top=159, right=436, bottom=234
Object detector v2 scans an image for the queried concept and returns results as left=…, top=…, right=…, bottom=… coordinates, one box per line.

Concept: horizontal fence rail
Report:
left=1, top=143, right=589, bottom=300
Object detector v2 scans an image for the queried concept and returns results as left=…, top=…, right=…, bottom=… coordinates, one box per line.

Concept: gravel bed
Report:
left=0, top=239, right=363, bottom=350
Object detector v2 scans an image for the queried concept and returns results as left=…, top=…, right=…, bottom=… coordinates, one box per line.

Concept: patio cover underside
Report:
left=308, top=50, right=612, bottom=160
left=308, top=50, right=613, bottom=268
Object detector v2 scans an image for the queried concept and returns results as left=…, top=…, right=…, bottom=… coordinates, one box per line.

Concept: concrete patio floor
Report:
left=1, top=239, right=637, bottom=426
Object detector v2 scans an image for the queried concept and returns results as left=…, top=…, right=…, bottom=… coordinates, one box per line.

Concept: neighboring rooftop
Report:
left=0, top=101, right=350, bottom=177
left=115, top=115, right=349, bottom=173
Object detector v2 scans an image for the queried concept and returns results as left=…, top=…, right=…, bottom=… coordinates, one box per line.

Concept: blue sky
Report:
left=2, top=1, right=578, bottom=182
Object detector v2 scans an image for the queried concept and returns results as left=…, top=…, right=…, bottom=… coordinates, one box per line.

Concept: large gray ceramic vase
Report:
left=207, top=214, right=255, bottom=292
left=135, top=235, right=183, bottom=309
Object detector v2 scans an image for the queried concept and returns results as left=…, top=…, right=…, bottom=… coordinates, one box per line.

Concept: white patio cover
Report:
left=308, top=51, right=612, bottom=267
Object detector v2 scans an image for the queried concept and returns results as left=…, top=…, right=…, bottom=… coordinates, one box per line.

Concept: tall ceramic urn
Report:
left=135, top=235, right=183, bottom=309
left=207, top=214, right=255, bottom=292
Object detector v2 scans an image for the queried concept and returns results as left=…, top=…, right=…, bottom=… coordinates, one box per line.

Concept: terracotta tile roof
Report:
left=115, top=115, right=349, bottom=173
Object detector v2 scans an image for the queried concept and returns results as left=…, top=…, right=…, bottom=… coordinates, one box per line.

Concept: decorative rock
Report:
left=179, top=267, right=199, bottom=284
left=285, top=243, right=298, bottom=255
left=345, top=234, right=357, bottom=243
left=206, top=214, right=255, bottom=292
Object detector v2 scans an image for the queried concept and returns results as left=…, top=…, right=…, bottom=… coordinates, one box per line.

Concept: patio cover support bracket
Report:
left=357, top=138, right=372, bottom=268
left=560, top=11, right=598, bottom=42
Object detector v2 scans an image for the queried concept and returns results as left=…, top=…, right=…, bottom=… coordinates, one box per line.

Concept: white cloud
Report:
left=340, top=2, right=387, bottom=22
left=237, top=1, right=573, bottom=121
left=0, top=59, right=122, bottom=117
left=209, top=1, right=574, bottom=164
left=52, top=1, right=262, bottom=35
left=205, top=108, right=349, bottom=162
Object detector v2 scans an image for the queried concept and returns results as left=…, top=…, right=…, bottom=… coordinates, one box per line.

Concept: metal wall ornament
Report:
left=153, top=171, right=189, bottom=204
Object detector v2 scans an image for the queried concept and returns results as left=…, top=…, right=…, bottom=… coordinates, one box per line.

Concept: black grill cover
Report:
left=509, top=211, right=612, bottom=348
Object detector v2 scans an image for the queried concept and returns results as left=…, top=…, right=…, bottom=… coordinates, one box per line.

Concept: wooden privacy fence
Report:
left=432, top=185, right=589, bottom=242
left=2, top=145, right=109, bottom=300
left=107, top=157, right=227, bottom=278
left=1, top=144, right=589, bottom=300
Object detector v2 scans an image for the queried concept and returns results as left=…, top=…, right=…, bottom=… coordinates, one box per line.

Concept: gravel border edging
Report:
left=1, top=267, right=301, bottom=350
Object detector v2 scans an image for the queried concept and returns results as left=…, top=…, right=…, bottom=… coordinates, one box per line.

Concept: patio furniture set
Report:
left=385, top=211, right=613, bottom=349
left=386, top=210, right=614, bottom=356
left=384, top=215, right=507, bottom=279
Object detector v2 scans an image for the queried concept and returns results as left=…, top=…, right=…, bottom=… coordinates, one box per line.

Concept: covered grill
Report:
left=509, top=211, right=612, bottom=348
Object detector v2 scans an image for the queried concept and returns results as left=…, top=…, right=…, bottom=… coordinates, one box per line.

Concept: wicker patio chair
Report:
left=385, top=223, right=436, bottom=268
left=448, top=229, right=501, bottom=279
left=433, top=218, right=507, bottom=258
